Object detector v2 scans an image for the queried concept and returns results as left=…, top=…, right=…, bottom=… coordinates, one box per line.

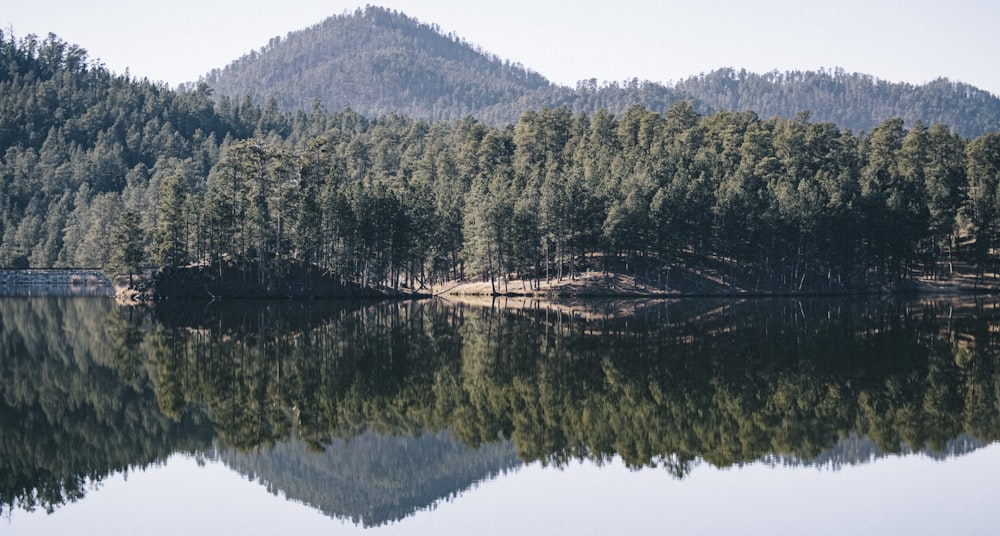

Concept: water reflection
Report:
left=214, top=431, right=519, bottom=527
left=2, top=296, right=1000, bottom=525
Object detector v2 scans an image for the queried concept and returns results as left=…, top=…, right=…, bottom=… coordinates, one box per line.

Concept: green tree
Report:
left=965, top=132, right=1000, bottom=279
left=152, top=173, right=189, bottom=268
left=921, top=124, right=966, bottom=276
left=106, top=210, right=145, bottom=286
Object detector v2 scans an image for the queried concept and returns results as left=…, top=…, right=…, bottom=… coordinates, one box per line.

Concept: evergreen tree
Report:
left=106, top=210, right=145, bottom=286
left=152, top=173, right=189, bottom=268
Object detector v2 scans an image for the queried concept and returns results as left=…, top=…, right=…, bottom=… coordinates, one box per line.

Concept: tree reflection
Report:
left=0, top=297, right=213, bottom=516
left=143, top=298, right=1000, bottom=470
left=3, top=296, right=1000, bottom=522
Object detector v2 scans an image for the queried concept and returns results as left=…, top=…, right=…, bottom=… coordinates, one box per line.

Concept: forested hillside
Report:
left=673, top=68, right=1000, bottom=139
left=197, top=6, right=553, bottom=121
left=4, top=29, right=1000, bottom=296
left=196, top=6, right=1000, bottom=137
left=0, top=31, right=327, bottom=269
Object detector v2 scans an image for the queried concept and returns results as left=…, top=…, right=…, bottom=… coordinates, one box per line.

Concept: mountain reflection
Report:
left=3, top=296, right=1000, bottom=524
left=214, top=430, right=519, bottom=527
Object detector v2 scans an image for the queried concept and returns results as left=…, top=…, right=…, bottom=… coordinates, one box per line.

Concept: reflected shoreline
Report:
left=3, top=295, right=1000, bottom=525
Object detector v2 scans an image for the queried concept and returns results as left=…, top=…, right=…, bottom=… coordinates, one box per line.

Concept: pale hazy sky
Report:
left=4, top=0, right=1000, bottom=95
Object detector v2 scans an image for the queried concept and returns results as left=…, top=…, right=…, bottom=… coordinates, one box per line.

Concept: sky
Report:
left=3, top=0, right=1000, bottom=96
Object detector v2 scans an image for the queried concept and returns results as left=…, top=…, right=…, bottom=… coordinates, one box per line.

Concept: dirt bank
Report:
left=436, top=271, right=1000, bottom=299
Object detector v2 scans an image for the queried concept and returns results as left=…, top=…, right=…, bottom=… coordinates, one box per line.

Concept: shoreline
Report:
left=1, top=269, right=998, bottom=303
left=433, top=272, right=1000, bottom=300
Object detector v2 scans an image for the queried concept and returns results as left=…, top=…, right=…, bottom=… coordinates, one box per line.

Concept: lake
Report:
left=2, top=295, right=999, bottom=534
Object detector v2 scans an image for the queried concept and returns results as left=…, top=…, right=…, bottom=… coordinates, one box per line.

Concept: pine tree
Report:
left=152, top=173, right=188, bottom=268
left=106, top=210, right=145, bottom=287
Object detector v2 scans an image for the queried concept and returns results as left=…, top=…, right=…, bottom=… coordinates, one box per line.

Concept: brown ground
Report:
left=434, top=270, right=1000, bottom=300
left=435, top=272, right=671, bottom=298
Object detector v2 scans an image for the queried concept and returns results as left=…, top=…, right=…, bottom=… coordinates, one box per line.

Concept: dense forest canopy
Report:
left=195, top=6, right=1000, bottom=137
left=3, top=29, right=1000, bottom=295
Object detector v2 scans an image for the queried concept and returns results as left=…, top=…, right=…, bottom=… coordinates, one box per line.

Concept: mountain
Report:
left=196, top=6, right=553, bottom=122
left=195, top=6, right=1000, bottom=137
left=193, top=6, right=685, bottom=124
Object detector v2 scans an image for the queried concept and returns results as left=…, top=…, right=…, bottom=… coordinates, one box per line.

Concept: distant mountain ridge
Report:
left=673, top=68, right=1000, bottom=138
left=195, top=6, right=1000, bottom=136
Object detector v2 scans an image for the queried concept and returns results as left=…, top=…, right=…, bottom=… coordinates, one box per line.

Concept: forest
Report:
left=3, top=31, right=1000, bottom=295
left=201, top=6, right=1000, bottom=137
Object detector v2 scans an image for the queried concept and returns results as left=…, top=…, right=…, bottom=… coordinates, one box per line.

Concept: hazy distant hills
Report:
left=197, top=6, right=553, bottom=122
left=196, top=6, right=1000, bottom=136
left=675, top=68, right=1000, bottom=138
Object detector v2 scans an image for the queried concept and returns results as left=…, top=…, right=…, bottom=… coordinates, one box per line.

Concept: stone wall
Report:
left=0, top=269, right=113, bottom=296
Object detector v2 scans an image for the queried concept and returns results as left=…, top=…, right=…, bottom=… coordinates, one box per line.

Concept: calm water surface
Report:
left=2, top=296, right=999, bottom=534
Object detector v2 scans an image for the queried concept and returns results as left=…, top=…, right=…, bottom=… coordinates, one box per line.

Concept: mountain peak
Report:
left=199, top=5, right=551, bottom=122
